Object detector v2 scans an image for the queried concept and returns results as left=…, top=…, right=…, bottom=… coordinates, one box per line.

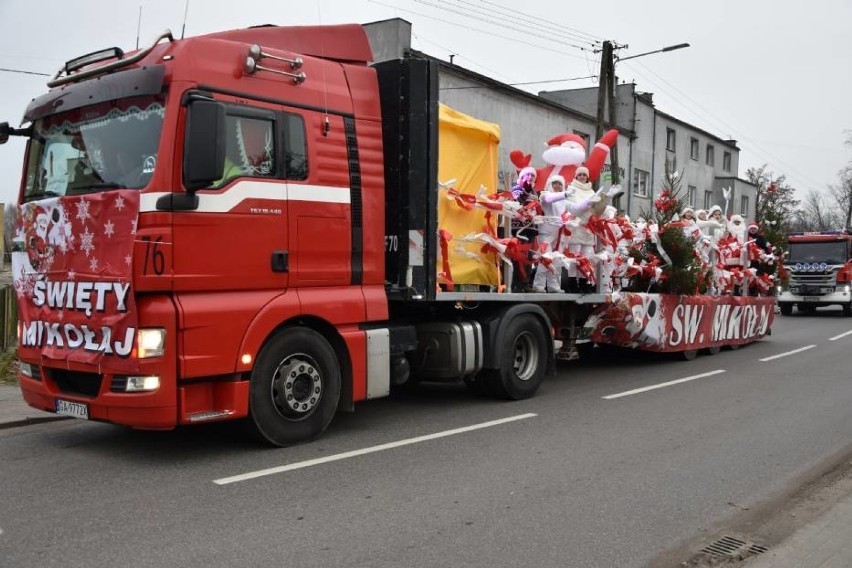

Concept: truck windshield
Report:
left=21, top=95, right=165, bottom=202
left=787, top=241, right=848, bottom=265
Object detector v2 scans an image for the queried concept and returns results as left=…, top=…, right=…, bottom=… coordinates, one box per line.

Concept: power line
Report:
left=0, top=67, right=49, bottom=77
left=626, top=59, right=815, bottom=191
left=447, top=0, right=600, bottom=49
left=412, top=0, right=593, bottom=53
left=468, top=0, right=605, bottom=44
left=367, top=0, right=591, bottom=63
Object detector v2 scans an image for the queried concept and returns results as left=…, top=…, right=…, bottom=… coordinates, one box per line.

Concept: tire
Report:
left=843, top=303, right=852, bottom=317
left=680, top=349, right=698, bottom=361
left=705, top=346, right=721, bottom=355
left=481, top=314, right=548, bottom=400
left=248, top=328, right=341, bottom=447
left=779, top=303, right=793, bottom=316
left=800, top=304, right=816, bottom=314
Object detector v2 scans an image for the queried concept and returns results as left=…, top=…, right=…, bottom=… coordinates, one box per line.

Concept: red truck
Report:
left=1, top=24, right=772, bottom=446
left=777, top=230, right=852, bottom=316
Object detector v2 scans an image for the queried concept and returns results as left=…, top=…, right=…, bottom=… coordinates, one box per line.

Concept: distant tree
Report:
left=826, top=132, right=852, bottom=229
left=745, top=165, right=798, bottom=251
left=793, top=189, right=842, bottom=232
left=3, top=203, right=16, bottom=262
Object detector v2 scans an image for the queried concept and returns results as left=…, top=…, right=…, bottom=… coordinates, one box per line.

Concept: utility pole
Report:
left=596, top=41, right=620, bottom=190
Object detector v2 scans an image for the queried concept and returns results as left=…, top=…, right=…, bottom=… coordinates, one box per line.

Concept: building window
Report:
left=687, top=185, right=696, bottom=206
left=704, top=190, right=713, bottom=210
left=633, top=168, right=649, bottom=197
left=690, top=138, right=699, bottom=160
left=740, top=195, right=749, bottom=217
left=723, top=151, right=732, bottom=172
left=666, top=128, right=676, bottom=151
left=706, top=144, right=715, bottom=166
left=666, top=155, right=677, bottom=174
left=573, top=130, right=591, bottom=149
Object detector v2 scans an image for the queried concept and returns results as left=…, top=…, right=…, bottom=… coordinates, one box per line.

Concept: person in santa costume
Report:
left=562, top=166, right=615, bottom=293
left=510, top=166, right=540, bottom=291
left=531, top=174, right=573, bottom=293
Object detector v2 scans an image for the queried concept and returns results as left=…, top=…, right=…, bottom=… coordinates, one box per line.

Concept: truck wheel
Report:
left=779, top=303, right=793, bottom=316
left=481, top=314, right=548, bottom=400
left=248, top=328, right=341, bottom=447
left=843, top=303, right=852, bottom=317
left=680, top=349, right=698, bottom=361
left=705, top=346, right=721, bottom=355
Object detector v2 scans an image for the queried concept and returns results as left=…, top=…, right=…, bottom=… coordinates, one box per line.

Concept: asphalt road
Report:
left=2, top=309, right=852, bottom=568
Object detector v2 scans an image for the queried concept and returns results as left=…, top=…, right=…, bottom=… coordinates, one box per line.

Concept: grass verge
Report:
left=0, top=348, right=18, bottom=386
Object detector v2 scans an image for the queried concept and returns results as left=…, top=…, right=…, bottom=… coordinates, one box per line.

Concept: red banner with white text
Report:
left=12, top=191, right=140, bottom=369
left=585, top=293, right=775, bottom=351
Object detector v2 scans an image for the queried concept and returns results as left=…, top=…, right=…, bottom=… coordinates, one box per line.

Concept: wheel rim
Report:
left=270, top=353, right=323, bottom=419
left=513, top=331, right=540, bottom=381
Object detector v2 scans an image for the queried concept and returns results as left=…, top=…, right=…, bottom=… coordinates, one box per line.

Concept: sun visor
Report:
left=24, top=65, right=166, bottom=123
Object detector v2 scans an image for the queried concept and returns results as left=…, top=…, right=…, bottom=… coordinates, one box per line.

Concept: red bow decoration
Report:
left=445, top=187, right=477, bottom=211
left=586, top=215, right=618, bottom=249
left=438, top=229, right=454, bottom=291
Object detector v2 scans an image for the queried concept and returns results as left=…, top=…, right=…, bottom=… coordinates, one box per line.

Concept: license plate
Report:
left=803, top=296, right=821, bottom=302
left=55, top=399, right=89, bottom=419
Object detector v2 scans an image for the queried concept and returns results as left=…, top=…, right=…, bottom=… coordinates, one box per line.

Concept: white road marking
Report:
left=213, top=413, right=538, bottom=485
left=829, top=330, right=852, bottom=341
left=602, top=370, right=726, bottom=400
left=759, top=344, right=816, bottom=362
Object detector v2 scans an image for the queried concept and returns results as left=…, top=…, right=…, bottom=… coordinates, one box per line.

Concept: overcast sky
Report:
left=1, top=0, right=850, bottom=207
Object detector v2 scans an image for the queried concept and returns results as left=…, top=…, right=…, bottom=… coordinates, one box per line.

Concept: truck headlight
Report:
left=124, top=376, right=160, bottom=392
left=137, top=328, right=166, bottom=358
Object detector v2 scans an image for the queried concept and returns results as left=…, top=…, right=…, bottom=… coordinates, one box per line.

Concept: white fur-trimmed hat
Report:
left=708, top=205, right=722, bottom=216
left=575, top=166, right=590, bottom=177
left=548, top=174, right=566, bottom=187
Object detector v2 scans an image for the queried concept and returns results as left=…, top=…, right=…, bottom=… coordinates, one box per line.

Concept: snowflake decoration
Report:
left=131, top=219, right=138, bottom=234
left=89, top=257, right=99, bottom=272
left=68, top=270, right=76, bottom=281
left=125, top=254, right=132, bottom=266
left=80, top=226, right=95, bottom=257
left=114, top=195, right=125, bottom=211
left=75, top=199, right=91, bottom=222
left=104, top=220, right=115, bottom=238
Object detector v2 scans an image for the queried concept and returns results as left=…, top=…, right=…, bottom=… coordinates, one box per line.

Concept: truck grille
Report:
left=788, top=267, right=838, bottom=295
left=47, top=369, right=103, bottom=397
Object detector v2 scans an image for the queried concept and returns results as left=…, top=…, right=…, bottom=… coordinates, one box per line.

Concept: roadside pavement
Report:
left=0, top=383, right=68, bottom=429
left=745, top=492, right=852, bottom=568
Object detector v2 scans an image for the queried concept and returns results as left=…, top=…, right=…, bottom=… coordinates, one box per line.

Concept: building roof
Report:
left=654, top=108, right=740, bottom=150
left=409, top=48, right=638, bottom=139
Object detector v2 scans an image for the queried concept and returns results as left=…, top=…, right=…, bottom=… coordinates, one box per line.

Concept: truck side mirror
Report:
left=0, top=122, right=10, bottom=145
left=182, top=100, right=225, bottom=191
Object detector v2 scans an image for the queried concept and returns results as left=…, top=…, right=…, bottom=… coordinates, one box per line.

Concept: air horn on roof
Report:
left=243, top=44, right=306, bottom=84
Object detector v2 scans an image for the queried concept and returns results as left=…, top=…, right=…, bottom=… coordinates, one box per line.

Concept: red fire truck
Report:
left=777, top=231, right=852, bottom=316
left=1, top=24, right=773, bottom=446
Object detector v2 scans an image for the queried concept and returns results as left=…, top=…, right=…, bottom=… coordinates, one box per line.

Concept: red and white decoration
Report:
left=13, top=191, right=140, bottom=368
left=585, top=293, right=775, bottom=351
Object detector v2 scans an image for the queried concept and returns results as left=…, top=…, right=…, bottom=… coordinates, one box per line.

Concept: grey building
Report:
left=364, top=18, right=756, bottom=221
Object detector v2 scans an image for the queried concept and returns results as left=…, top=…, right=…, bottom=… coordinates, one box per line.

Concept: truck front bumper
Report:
left=778, top=286, right=852, bottom=306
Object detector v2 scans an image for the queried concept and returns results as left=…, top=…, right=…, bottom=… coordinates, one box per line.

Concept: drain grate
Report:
left=702, top=536, right=768, bottom=558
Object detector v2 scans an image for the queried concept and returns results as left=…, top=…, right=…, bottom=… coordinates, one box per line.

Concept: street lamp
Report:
left=615, top=43, right=690, bottom=63
left=596, top=40, right=690, bottom=201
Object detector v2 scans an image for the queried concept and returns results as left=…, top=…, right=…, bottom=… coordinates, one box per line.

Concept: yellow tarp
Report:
left=437, top=103, right=502, bottom=288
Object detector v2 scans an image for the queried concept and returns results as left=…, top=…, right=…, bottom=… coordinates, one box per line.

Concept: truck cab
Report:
left=777, top=230, right=852, bottom=316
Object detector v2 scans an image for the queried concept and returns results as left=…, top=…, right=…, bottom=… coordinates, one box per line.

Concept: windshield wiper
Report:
left=22, top=190, right=61, bottom=203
